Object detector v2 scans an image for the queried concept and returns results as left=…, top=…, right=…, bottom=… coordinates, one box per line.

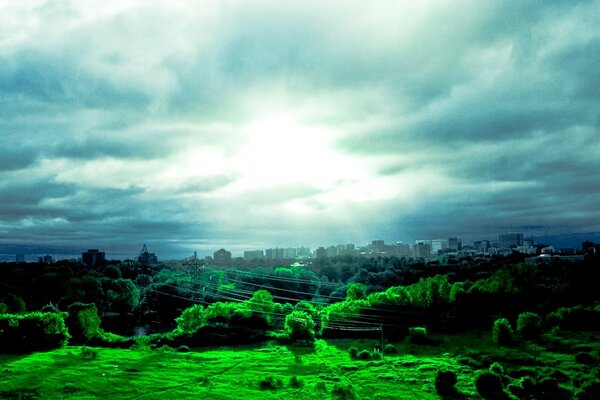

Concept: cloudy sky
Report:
left=1, top=1, right=599, bottom=257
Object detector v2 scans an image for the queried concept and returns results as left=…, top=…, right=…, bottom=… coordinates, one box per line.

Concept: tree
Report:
left=346, top=283, right=367, bottom=301
left=284, top=311, right=315, bottom=341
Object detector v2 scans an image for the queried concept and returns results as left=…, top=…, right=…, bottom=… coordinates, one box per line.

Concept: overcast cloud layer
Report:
left=1, top=1, right=599, bottom=257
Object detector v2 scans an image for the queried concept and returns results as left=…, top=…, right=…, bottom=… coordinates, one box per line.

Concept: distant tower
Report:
left=138, top=244, right=158, bottom=267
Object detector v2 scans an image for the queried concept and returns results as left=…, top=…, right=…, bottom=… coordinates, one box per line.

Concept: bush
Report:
left=357, top=350, right=372, bottom=360
left=284, top=311, right=315, bottom=341
left=492, top=318, right=513, bottom=346
left=81, top=346, right=97, bottom=360
left=435, top=370, right=458, bottom=396
left=0, top=312, right=70, bottom=353
left=289, top=375, right=304, bottom=388
left=67, top=303, right=101, bottom=343
left=177, top=345, right=190, bottom=353
left=409, top=326, right=435, bottom=344
left=384, top=344, right=397, bottom=354
left=475, top=371, right=504, bottom=399
left=489, top=362, right=505, bottom=376
left=258, top=376, right=282, bottom=390
left=348, top=347, right=359, bottom=359
left=517, top=312, right=543, bottom=340
left=332, top=382, right=356, bottom=399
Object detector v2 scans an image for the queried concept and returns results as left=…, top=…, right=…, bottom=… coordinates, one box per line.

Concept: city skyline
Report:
left=1, top=2, right=599, bottom=257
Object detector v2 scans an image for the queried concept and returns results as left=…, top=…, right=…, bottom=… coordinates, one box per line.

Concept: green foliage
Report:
left=348, top=347, right=358, bottom=359
left=332, top=381, right=356, bottom=399
left=367, top=275, right=455, bottom=308
left=435, top=370, right=457, bottom=396
left=289, top=375, right=304, bottom=388
left=492, top=318, right=513, bottom=346
left=80, top=346, right=97, bottom=360
left=176, top=304, right=206, bottom=333
left=489, top=362, right=505, bottom=376
left=517, top=312, right=543, bottom=340
left=106, top=278, right=139, bottom=313
left=67, top=303, right=102, bottom=343
left=258, top=376, right=283, bottom=390
left=320, top=299, right=367, bottom=331
left=282, top=303, right=294, bottom=315
left=357, top=350, right=372, bottom=360
left=0, top=312, right=70, bottom=353
left=0, top=302, right=7, bottom=313
left=475, top=371, right=504, bottom=399
left=346, top=283, right=367, bottom=301
left=409, top=326, right=433, bottom=344
left=294, top=300, right=316, bottom=316
left=204, top=301, right=252, bottom=324
left=284, top=310, right=315, bottom=341
left=384, top=344, right=397, bottom=354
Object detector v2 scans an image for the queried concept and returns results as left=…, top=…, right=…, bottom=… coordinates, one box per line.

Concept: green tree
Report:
left=107, top=278, right=139, bottom=313
left=284, top=310, right=315, bottom=341
left=346, top=283, right=367, bottom=301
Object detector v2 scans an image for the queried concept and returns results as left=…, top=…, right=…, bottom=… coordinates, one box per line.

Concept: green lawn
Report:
left=1, top=332, right=597, bottom=399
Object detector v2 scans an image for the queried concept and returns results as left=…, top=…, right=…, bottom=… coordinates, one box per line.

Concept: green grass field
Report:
left=1, top=331, right=598, bottom=399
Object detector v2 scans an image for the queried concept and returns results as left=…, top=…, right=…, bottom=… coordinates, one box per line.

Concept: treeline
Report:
left=1, top=255, right=599, bottom=343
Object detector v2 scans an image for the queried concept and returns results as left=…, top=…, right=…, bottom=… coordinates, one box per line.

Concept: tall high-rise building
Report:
left=15, top=254, right=25, bottom=263
left=499, top=233, right=524, bottom=249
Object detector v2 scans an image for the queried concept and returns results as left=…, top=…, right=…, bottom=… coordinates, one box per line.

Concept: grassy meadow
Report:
left=2, top=330, right=598, bottom=400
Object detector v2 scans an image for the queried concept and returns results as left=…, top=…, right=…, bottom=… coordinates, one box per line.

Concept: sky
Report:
left=1, top=1, right=599, bottom=258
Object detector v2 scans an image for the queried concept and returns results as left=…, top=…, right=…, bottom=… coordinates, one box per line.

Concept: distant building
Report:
left=15, top=254, right=25, bottom=263
left=448, top=237, right=462, bottom=251
left=414, top=242, right=432, bottom=258
left=389, top=242, right=412, bottom=257
left=297, top=247, right=312, bottom=258
left=431, top=239, right=448, bottom=254
left=315, top=247, right=326, bottom=259
left=499, top=233, right=524, bottom=250
left=82, top=249, right=106, bottom=267
left=325, top=246, right=338, bottom=257
left=243, top=250, right=264, bottom=260
left=213, top=248, right=232, bottom=266
left=38, top=255, right=54, bottom=264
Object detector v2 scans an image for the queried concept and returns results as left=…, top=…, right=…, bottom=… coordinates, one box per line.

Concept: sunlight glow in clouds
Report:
left=1, top=1, right=599, bottom=255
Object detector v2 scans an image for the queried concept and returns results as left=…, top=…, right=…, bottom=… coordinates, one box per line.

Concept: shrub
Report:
left=475, top=371, right=504, bottom=399
left=258, top=376, right=282, bottom=390
left=284, top=311, right=315, bottom=341
left=435, top=370, right=458, bottom=396
left=489, top=362, right=505, bottom=376
left=357, top=350, right=372, bottom=360
left=348, top=347, right=359, bottom=359
left=492, top=318, right=513, bottom=346
left=177, top=345, right=190, bottom=353
left=0, top=312, right=70, bottom=353
left=67, top=303, right=101, bottom=343
left=332, top=382, right=356, bottom=399
left=289, top=375, right=304, bottom=388
left=409, top=326, right=433, bottom=344
left=384, top=344, right=397, bottom=354
left=517, top=312, right=543, bottom=340
left=80, top=346, right=97, bottom=360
